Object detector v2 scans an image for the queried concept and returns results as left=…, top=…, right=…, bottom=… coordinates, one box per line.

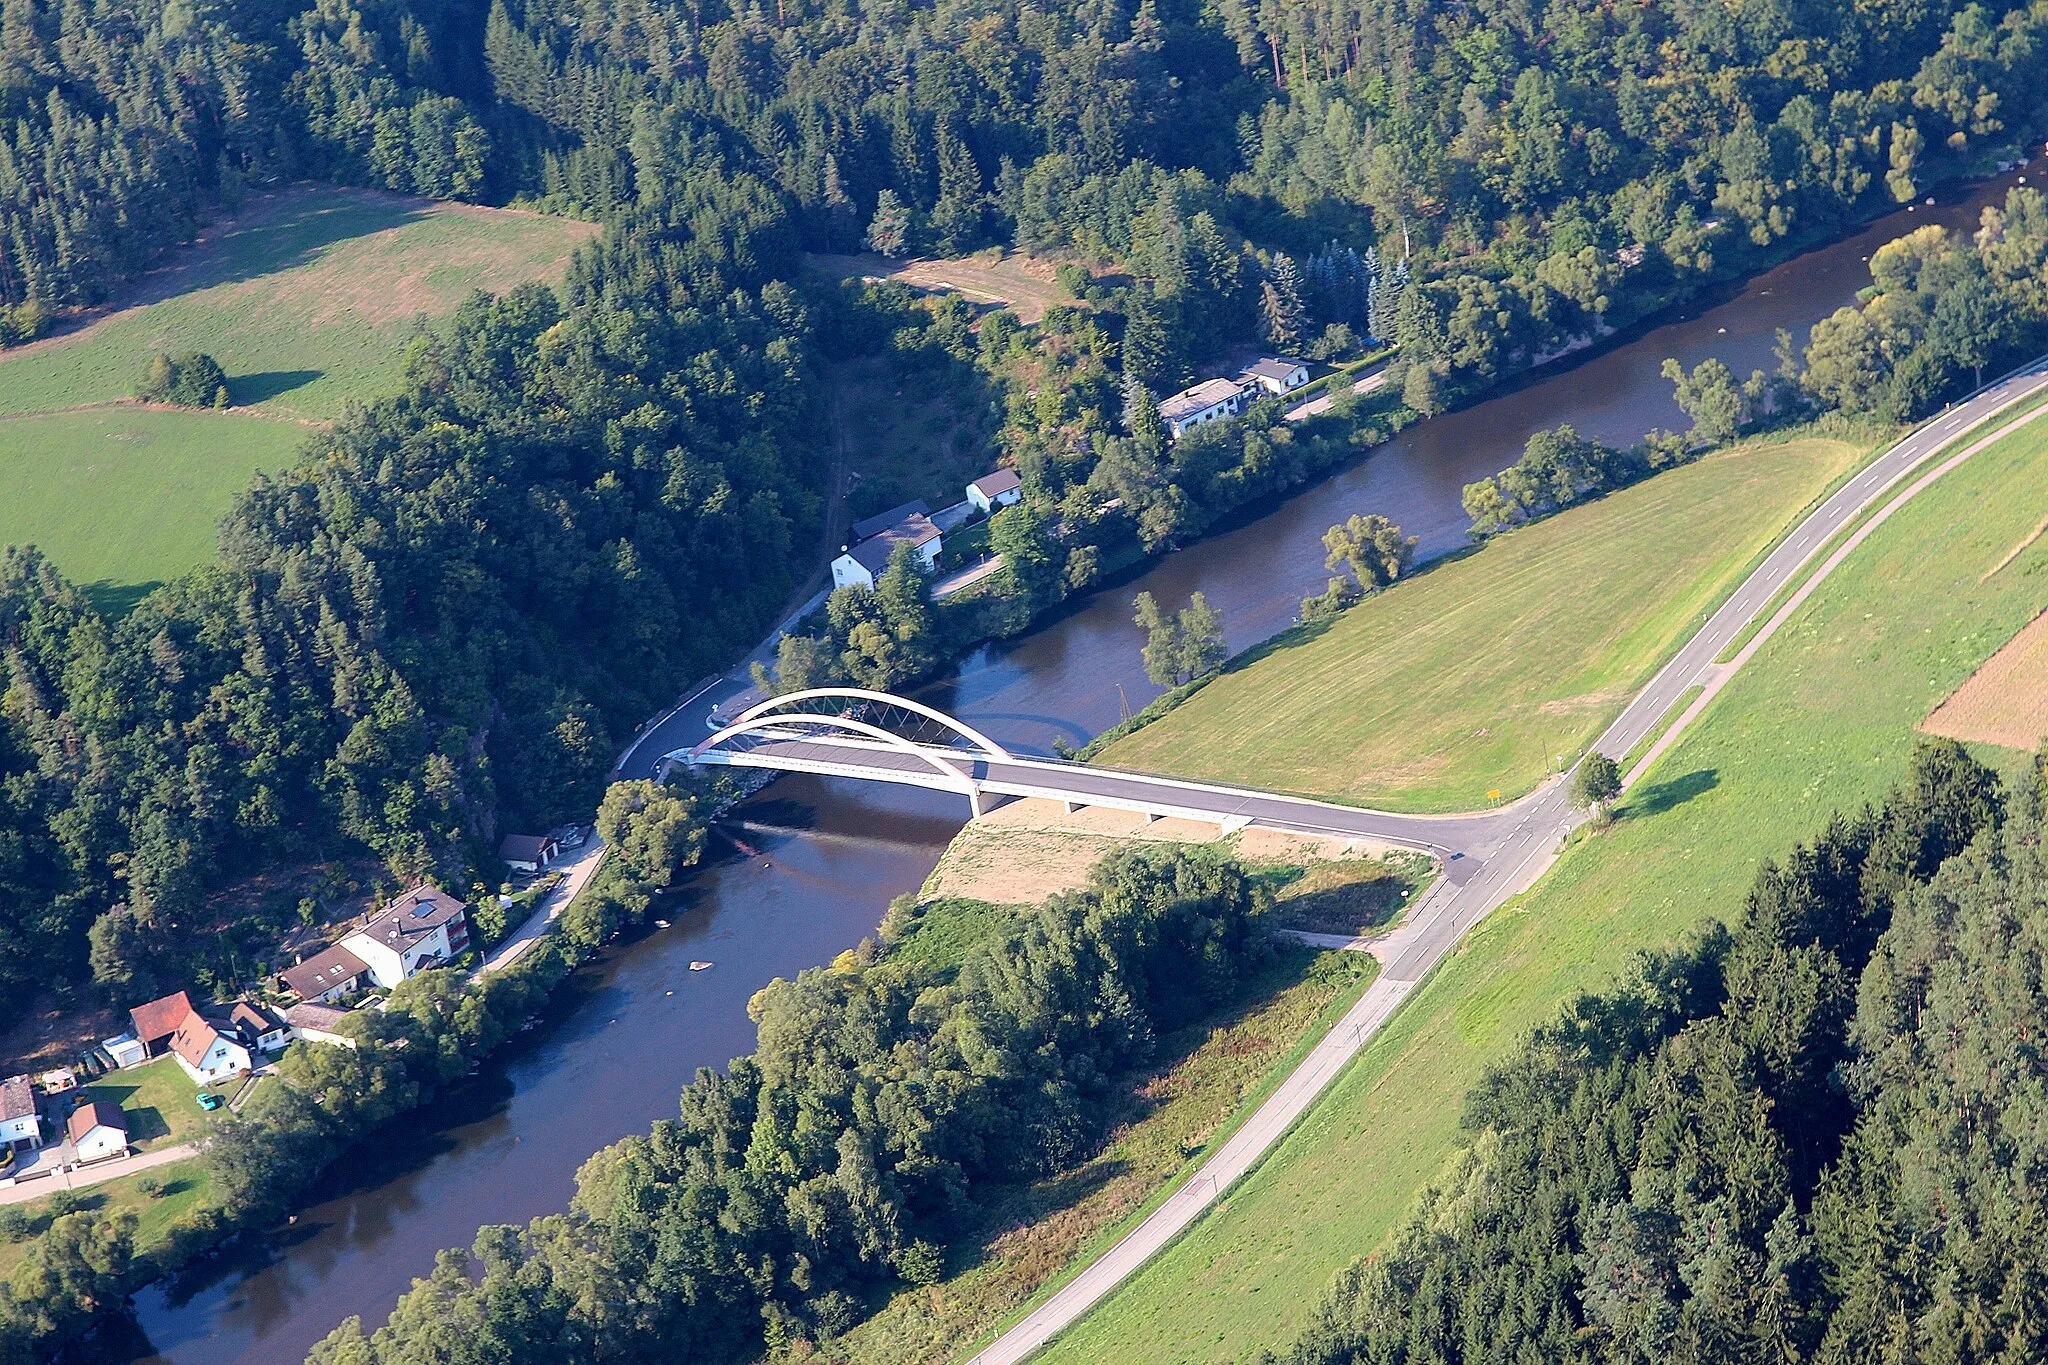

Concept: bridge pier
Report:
left=968, top=785, right=985, bottom=820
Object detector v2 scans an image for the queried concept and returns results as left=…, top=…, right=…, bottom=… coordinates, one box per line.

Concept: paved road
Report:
left=1285, top=365, right=1390, bottom=422
left=959, top=359, right=2048, bottom=1365
left=477, top=835, right=611, bottom=975
left=0, top=1141, right=199, bottom=1205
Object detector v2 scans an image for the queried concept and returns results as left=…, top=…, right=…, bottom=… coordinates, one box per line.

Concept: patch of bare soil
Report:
left=921, top=798, right=1406, bottom=905
left=807, top=249, right=1070, bottom=323
left=0, top=996, right=121, bottom=1076
left=1923, top=608, right=2048, bottom=751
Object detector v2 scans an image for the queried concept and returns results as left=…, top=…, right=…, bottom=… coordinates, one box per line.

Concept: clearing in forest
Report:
left=1102, top=435, right=1869, bottom=812
left=0, top=184, right=596, bottom=603
left=1923, top=607, right=2048, bottom=750
left=1035, top=405, right=2048, bottom=1365
left=807, top=248, right=1071, bottom=323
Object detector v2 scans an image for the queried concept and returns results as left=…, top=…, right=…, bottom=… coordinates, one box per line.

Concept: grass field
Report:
left=0, top=408, right=307, bottom=610
left=1030, top=412, right=2048, bottom=1365
left=0, top=184, right=595, bottom=602
left=0, top=1160, right=217, bottom=1282
left=75, top=1056, right=208, bottom=1149
left=1101, top=436, right=1870, bottom=812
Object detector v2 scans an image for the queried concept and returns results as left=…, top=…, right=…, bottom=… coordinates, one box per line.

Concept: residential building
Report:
left=66, top=1103, right=128, bottom=1164
left=1159, top=377, right=1249, bottom=439
left=230, top=1002, right=291, bottom=1054
left=831, top=507, right=944, bottom=591
left=170, top=1012, right=253, bottom=1085
left=1239, top=356, right=1311, bottom=396
left=500, top=833, right=560, bottom=875
left=965, top=468, right=1023, bottom=515
left=278, top=942, right=371, bottom=1004
left=0, top=1076, right=39, bottom=1150
left=284, top=1001, right=358, bottom=1048
left=337, top=885, right=472, bottom=988
left=128, top=991, right=197, bottom=1058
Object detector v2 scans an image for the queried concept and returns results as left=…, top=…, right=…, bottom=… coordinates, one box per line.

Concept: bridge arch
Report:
left=691, top=709, right=980, bottom=793
left=696, top=687, right=1012, bottom=762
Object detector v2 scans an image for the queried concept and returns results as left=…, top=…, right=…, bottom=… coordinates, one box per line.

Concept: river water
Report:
left=125, top=170, right=2025, bottom=1363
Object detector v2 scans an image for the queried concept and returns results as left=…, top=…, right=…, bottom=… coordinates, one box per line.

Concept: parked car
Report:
left=197, top=1092, right=224, bottom=1111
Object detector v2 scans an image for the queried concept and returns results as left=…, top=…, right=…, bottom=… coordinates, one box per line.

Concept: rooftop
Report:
left=129, top=990, right=195, bottom=1043
left=1242, top=356, right=1308, bottom=381
left=0, top=1075, right=32, bottom=1123
left=229, top=1002, right=280, bottom=1038
left=969, top=468, right=1022, bottom=498
left=851, top=499, right=933, bottom=542
left=279, top=942, right=370, bottom=999
left=348, top=885, right=468, bottom=955
left=1159, top=377, right=1247, bottom=421
left=169, top=1012, right=228, bottom=1069
left=499, top=833, right=555, bottom=864
left=284, top=1001, right=352, bottom=1032
left=845, top=513, right=942, bottom=574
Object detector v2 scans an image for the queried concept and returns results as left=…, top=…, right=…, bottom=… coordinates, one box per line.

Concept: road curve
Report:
left=964, top=358, right=2048, bottom=1365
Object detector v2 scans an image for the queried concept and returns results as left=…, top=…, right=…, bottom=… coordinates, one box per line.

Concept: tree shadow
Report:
left=229, top=369, right=322, bottom=406
left=82, top=580, right=161, bottom=619
left=1622, top=768, right=1719, bottom=819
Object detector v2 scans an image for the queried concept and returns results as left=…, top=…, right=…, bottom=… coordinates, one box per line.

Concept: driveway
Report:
left=0, top=1141, right=199, bottom=1205
left=478, top=836, right=610, bottom=974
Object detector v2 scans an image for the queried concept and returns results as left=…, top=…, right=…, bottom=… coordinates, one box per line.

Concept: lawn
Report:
left=0, top=408, right=303, bottom=610
left=1100, top=435, right=1872, bottom=812
left=0, top=1160, right=218, bottom=1283
left=75, top=1056, right=210, bottom=1149
left=0, top=183, right=595, bottom=601
left=1031, top=413, right=2048, bottom=1365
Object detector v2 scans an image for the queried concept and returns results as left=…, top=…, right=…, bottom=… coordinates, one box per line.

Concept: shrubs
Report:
left=0, top=301, right=47, bottom=347
left=136, top=350, right=230, bottom=408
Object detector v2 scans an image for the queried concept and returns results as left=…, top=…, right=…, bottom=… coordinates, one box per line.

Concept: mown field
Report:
left=1031, top=411, right=2048, bottom=1365
left=1101, top=434, right=1871, bottom=812
left=0, top=184, right=595, bottom=603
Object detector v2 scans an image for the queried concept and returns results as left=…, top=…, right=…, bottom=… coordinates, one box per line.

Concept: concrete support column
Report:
left=968, top=785, right=985, bottom=820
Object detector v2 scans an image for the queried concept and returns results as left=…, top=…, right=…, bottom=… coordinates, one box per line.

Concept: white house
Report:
left=499, top=833, right=559, bottom=875
left=66, top=1103, right=128, bottom=1164
left=171, top=1013, right=253, bottom=1085
left=1239, top=356, right=1311, bottom=395
left=338, top=885, right=472, bottom=988
left=1159, top=377, right=1249, bottom=439
left=101, top=1034, right=148, bottom=1070
left=831, top=505, right=944, bottom=591
left=284, top=1001, right=358, bottom=1049
left=965, top=468, right=1023, bottom=515
left=0, top=1076, right=39, bottom=1150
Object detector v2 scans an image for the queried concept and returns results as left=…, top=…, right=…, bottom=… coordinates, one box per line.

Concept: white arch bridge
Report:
left=671, top=687, right=1513, bottom=858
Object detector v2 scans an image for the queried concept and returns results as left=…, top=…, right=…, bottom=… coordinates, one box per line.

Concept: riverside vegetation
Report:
left=9, top=0, right=2048, bottom=1354
left=1037, top=357, right=2048, bottom=1364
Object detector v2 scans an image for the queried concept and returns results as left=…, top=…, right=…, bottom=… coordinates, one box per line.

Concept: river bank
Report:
left=119, top=165, right=2033, bottom=1364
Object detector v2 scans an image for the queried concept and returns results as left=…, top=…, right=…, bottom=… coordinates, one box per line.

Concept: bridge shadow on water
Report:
left=1621, top=768, right=1719, bottom=820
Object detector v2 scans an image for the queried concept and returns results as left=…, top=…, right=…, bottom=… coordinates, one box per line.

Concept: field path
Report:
left=965, top=359, right=2048, bottom=1365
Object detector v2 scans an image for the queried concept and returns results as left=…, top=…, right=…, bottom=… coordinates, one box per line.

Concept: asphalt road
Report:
left=957, top=359, right=2048, bottom=1365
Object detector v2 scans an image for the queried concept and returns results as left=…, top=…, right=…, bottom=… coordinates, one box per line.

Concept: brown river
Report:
left=123, top=169, right=2027, bottom=1363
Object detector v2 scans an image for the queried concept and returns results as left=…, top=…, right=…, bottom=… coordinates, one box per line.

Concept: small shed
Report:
left=499, top=833, right=560, bottom=875
left=102, top=1034, right=147, bottom=1070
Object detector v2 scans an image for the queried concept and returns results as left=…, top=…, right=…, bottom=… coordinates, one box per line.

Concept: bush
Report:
left=0, top=300, right=47, bottom=347
left=0, top=1207, right=30, bottom=1242
left=134, top=1174, right=162, bottom=1198
left=1054, top=263, right=1091, bottom=297
left=137, top=350, right=230, bottom=408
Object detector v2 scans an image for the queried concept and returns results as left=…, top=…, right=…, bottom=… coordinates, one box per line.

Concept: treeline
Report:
left=306, top=844, right=1268, bottom=1362
left=1278, top=738, right=2048, bottom=1365
left=0, top=219, right=823, bottom=1012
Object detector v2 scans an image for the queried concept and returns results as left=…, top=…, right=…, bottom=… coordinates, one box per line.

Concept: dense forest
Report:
left=1276, top=738, right=2048, bottom=1365
left=292, top=844, right=1267, bottom=1363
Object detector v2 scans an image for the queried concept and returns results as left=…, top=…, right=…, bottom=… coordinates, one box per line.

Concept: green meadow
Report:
left=1103, top=434, right=1870, bottom=812
left=0, top=185, right=595, bottom=604
left=1032, top=412, right=2048, bottom=1365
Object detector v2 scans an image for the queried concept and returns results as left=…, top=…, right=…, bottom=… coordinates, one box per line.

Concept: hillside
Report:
left=0, top=186, right=596, bottom=602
